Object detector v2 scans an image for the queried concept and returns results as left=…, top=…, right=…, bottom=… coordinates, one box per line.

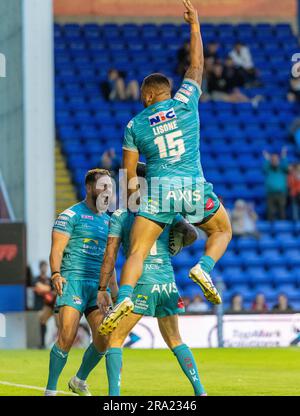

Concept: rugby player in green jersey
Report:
left=98, top=0, right=232, bottom=336
left=98, top=163, right=207, bottom=396
left=45, top=169, right=117, bottom=396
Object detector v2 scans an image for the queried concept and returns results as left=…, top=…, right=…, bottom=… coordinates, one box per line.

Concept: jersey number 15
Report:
left=154, top=130, right=185, bottom=160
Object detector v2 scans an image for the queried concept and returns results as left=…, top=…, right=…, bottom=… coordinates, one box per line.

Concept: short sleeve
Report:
left=108, top=210, right=126, bottom=238
left=174, top=79, right=202, bottom=110
left=53, top=208, right=77, bottom=236
left=123, top=119, right=138, bottom=152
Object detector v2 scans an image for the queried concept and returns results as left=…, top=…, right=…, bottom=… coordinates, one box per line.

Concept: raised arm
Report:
left=183, top=0, right=204, bottom=86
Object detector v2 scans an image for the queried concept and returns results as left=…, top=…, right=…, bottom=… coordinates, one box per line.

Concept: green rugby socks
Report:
left=199, top=255, right=215, bottom=274
left=172, top=344, right=205, bottom=396
left=116, top=285, right=134, bottom=303
left=76, top=343, right=106, bottom=381
left=46, top=343, right=68, bottom=391
left=106, top=348, right=123, bottom=396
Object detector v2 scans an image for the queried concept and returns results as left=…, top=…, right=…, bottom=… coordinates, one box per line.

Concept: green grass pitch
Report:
left=0, top=348, right=299, bottom=396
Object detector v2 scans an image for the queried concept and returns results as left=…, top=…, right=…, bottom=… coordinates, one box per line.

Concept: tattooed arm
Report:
left=182, top=0, right=204, bottom=86
left=97, top=236, right=121, bottom=310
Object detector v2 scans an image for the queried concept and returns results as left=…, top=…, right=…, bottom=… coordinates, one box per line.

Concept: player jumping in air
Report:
left=99, top=163, right=207, bottom=396
left=45, top=169, right=117, bottom=396
left=98, top=0, right=232, bottom=335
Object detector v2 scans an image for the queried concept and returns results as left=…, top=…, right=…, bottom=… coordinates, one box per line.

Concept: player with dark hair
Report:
left=98, top=0, right=232, bottom=336
left=45, top=169, right=117, bottom=396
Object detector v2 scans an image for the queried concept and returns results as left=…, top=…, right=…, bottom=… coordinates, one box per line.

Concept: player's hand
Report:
left=51, top=273, right=66, bottom=296
left=97, top=290, right=112, bottom=314
left=183, top=0, right=198, bottom=25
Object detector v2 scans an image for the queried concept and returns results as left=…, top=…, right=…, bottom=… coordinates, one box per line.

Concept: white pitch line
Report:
left=0, top=380, right=77, bottom=396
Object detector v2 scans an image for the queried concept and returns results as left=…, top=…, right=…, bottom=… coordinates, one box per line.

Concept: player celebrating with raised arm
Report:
left=99, top=163, right=207, bottom=396
left=98, top=0, right=232, bottom=335
left=45, top=169, right=118, bottom=396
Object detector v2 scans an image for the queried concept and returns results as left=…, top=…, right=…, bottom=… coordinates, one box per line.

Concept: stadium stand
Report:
left=54, top=22, right=300, bottom=311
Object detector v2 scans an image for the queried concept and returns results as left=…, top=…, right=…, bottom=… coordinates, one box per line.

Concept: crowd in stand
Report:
left=262, top=147, right=300, bottom=222
left=226, top=292, right=294, bottom=313
left=177, top=40, right=262, bottom=104
left=182, top=292, right=294, bottom=313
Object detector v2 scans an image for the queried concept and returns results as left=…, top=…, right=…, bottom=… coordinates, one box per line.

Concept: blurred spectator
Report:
left=263, top=148, right=289, bottom=220
left=288, top=163, right=300, bottom=220
left=272, top=294, right=293, bottom=313
left=177, top=41, right=190, bottom=77
left=230, top=199, right=259, bottom=238
left=289, top=117, right=300, bottom=154
left=102, top=69, right=139, bottom=101
left=33, top=261, right=57, bottom=349
left=287, top=76, right=300, bottom=103
left=222, top=56, right=244, bottom=90
left=204, top=41, right=220, bottom=61
left=207, top=62, right=250, bottom=103
left=229, top=42, right=258, bottom=86
left=226, top=293, right=246, bottom=313
left=251, top=293, right=268, bottom=313
left=100, top=148, right=121, bottom=177
left=182, top=296, right=191, bottom=310
left=187, top=295, right=209, bottom=313
left=207, top=62, right=262, bottom=104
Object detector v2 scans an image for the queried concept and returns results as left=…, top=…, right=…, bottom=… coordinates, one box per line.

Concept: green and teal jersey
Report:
left=123, top=78, right=204, bottom=189
left=53, top=201, right=110, bottom=281
left=109, top=209, right=179, bottom=284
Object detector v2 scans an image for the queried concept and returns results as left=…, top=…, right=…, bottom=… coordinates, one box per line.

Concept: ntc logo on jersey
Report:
left=148, top=108, right=176, bottom=126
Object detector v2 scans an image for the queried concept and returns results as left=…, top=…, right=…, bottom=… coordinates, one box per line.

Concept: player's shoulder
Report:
left=173, top=78, right=202, bottom=106
left=126, top=107, right=147, bottom=129
left=57, top=202, right=83, bottom=220
left=110, top=208, right=129, bottom=221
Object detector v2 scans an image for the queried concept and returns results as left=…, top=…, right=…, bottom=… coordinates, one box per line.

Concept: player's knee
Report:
left=223, top=223, right=232, bottom=243
left=93, top=333, right=110, bottom=353
left=164, top=334, right=183, bottom=350
left=57, top=329, right=75, bottom=352
left=109, top=329, right=127, bottom=348
left=128, top=249, right=147, bottom=263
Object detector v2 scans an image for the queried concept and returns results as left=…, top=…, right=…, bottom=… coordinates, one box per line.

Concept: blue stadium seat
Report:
left=252, top=285, right=278, bottom=302
left=247, top=267, right=271, bottom=285
left=223, top=267, right=246, bottom=286
left=272, top=221, right=294, bottom=233
left=285, top=250, right=300, bottom=266
left=236, top=238, right=258, bottom=251
left=261, top=250, right=283, bottom=267
left=275, top=285, right=299, bottom=301
left=271, top=267, right=296, bottom=286
left=258, top=236, right=279, bottom=250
